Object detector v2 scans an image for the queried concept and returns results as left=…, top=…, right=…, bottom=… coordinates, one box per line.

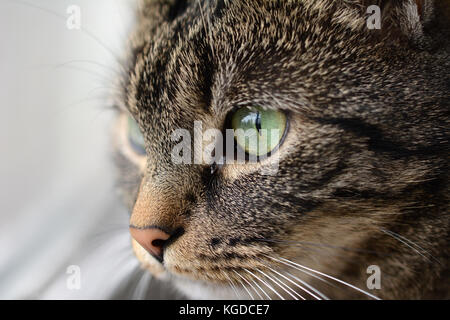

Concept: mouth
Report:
left=131, top=239, right=239, bottom=299
left=131, top=238, right=168, bottom=278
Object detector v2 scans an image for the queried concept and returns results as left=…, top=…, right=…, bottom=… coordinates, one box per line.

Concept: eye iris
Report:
left=127, top=116, right=146, bottom=155
left=231, top=106, right=287, bottom=157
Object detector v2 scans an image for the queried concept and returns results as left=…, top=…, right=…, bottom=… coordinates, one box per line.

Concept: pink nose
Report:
left=130, top=227, right=170, bottom=261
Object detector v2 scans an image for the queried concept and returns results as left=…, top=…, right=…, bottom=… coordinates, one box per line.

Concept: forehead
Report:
left=124, top=1, right=373, bottom=121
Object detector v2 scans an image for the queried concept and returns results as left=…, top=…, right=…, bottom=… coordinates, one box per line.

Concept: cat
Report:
left=112, top=0, right=449, bottom=299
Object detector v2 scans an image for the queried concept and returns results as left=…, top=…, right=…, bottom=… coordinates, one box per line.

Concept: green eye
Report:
left=231, top=106, right=287, bottom=157
left=127, top=115, right=146, bottom=155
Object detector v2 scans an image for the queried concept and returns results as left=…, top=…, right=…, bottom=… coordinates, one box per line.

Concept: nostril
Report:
left=151, top=238, right=166, bottom=248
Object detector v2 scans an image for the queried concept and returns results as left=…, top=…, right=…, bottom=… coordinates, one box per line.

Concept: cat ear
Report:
left=380, top=0, right=435, bottom=42
left=138, top=0, right=187, bottom=23
left=410, top=0, right=432, bottom=22
left=395, top=0, right=434, bottom=36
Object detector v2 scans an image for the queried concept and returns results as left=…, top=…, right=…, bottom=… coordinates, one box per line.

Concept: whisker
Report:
left=266, top=255, right=381, bottom=300
left=253, top=237, right=390, bottom=258
left=244, top=269, right=284, bottom=300
left=269, top=271, right=306, bottom=300
left=63, top=94, right=116, bottom=110
left=380, top=228, right=440, bottom=264
left=222, top=271, right=241, bottom=300
left=285, top=272, right=330, bottom=300
left=256, top=269, right=300, bottom=300
left=233, top=271, right=254, bottom=300
left=264, top=265, right=324, bottom=300
left=245, top=272, right=272, bottom=300
left=131, top=270, right=151, bottom=300
left=51, top=64, right=109, bottom=82
left=53, top=60, right=122, bottom=76
left=278, top=261, right=337, bottom=289
left=233, top=270, right=263, bottom=300
left=7, top=0, right=127, bottom=72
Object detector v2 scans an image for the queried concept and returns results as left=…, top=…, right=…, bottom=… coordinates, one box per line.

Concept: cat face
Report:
left=113, top=0, right=449, bottom=299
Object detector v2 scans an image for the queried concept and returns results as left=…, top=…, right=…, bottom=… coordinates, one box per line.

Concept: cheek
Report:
left=162, top=203, right=273, bottom=275
left=164, top=213, right=218, bottom=267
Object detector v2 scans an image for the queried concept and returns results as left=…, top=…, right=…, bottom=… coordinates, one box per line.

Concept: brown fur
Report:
left=113, top=0, right=449, bottom=299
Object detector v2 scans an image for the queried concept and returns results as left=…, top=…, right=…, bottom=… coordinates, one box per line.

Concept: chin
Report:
left=133, top=239, right=243, bottom=299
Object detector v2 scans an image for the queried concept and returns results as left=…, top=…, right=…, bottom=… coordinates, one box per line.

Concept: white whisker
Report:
left=285, top=272, right=330, bottom=300
left=233, top=270, right=263, bottom=300
left=267, top=271, right=306, bottom=300
left=131, top=270, right=151, bottom=300
left=264, top=265, right=324, bottom=300
left=222, top=271, right=241, bottom=300
left=233, top=272, right=255, bottom=300
left=380, top=228, right=439, bottom=264
left=244, top=269, right=284, bottom=300
left=243, top=268, right=272, bottom=300
left=256, top=269, right=300, bottom=300
left=266, top=255, right=381, bottom=300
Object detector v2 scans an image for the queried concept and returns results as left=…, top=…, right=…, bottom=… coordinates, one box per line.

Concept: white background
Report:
left=0, top=0, right=177, bottom=299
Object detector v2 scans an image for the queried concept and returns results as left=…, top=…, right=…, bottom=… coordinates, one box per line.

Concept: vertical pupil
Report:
left=255, top=111, right=262, bottom=136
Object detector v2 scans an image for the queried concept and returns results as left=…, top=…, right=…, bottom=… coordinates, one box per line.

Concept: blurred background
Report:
left=0, top=0, right=177, bottom=299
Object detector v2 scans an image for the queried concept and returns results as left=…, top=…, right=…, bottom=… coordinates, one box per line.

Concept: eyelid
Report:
left=114, top=113, right=147, bottom=170
left=127, top=116, right=147, bottom=155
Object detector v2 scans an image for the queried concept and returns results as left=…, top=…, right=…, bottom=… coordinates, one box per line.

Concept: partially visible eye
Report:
left=127, top=115, right=146, bottom=155
left=231, top=106, right=287, bottom=157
